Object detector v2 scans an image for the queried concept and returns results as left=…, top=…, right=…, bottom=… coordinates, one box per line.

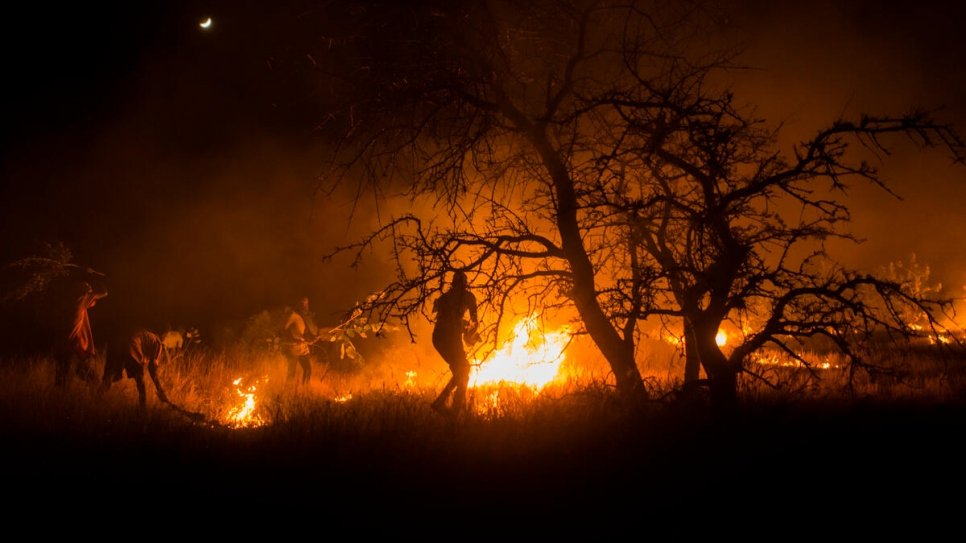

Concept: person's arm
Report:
left=466, top=293, right=479, bottom=327
left=304, top=313, right=319, bottom=340
left=284, top=312, right=299, bottom=339
left=77, top=281, right=107, bottom=309
left=147, top=335, right=169, bottom=403
left=148, top=362, right=170, bottom=404
left=86, top=269, right=108, bottom=300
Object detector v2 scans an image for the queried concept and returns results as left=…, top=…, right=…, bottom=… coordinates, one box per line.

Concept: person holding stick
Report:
left=430, top=270, right=478, bottom=416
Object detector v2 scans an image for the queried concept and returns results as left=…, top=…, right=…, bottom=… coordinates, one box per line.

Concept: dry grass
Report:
left=2, top=341, right=965, bottom=531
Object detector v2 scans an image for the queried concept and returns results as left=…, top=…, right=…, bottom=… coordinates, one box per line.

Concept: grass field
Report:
left=2, top=339, right=965, bottom=534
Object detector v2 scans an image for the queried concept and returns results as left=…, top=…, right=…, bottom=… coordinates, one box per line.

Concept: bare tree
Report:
left=307, top=0, right=964, bottom=406
left=624, top=95, right=964, bottom=405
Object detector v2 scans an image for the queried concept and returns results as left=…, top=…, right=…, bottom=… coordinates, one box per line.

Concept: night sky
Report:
left=1, top=0, right=964, bottom=335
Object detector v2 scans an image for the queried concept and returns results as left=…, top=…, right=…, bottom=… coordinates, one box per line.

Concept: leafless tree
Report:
left=307, top=0, right=964, bottom=407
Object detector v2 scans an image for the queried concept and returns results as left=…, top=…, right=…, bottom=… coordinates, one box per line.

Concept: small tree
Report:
left=0, top=241, right=106, bottom=357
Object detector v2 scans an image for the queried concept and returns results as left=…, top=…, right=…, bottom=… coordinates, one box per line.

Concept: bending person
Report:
left=100, top=328, right=170, bottom=411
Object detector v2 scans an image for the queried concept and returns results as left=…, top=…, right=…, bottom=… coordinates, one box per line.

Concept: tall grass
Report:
left=2, top=340, right=965, bottom=526
left=3, top=339, right=965, bottom=436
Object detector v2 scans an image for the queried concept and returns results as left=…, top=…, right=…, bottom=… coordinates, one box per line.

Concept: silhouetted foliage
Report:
left=0, top=242, right=108, bottom=358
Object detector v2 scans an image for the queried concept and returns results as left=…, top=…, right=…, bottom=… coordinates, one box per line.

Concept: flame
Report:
left=469, top=314, right=570, bottom=390
left=663, top=332, right=683, bottom=346
left=663, top=328, right=729, bottom=348
left=333, top=392, right=353, bottom=403
left=750, top=352, right=839, bottom=370
left=223, top=376, right=267, bottom=429
left=404, top=370, right=417, bottom=388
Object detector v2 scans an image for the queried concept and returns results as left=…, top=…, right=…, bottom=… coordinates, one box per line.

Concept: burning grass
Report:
left=2, top=327, right=966, bottom=527
left=4, top=326, right=965, bottom=431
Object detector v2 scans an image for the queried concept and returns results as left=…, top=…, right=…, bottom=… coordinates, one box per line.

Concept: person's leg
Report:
left=451, top=357, right=470, bottom=413
left=299, top=355, right=311, bottom=384
left=134, top=375, right=147, bottom=411
left=99, top=351, right=122, bottom=396
left=432, top=376, right=456, bottom=411
left=54, top=348, right=70, bottom=387
left=286, top=355, right=297, bottom=382
left=432, top=332, right=461, bottom=411
left=127, top=363, right=147, bottom=411
left=76, top=354, right=98, bottom=385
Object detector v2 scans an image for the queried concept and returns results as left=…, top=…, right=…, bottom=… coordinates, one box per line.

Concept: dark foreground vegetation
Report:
left=2, top=344, right=965, bottom=535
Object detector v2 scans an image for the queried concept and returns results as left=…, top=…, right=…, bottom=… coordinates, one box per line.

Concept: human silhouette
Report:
left=430, top=270, right=478, bottom=415
left=284, top=296, right=317, bottom=385
left=100, top=328, right=170, bottom=411
left=53, top=268, right=108, bottom=387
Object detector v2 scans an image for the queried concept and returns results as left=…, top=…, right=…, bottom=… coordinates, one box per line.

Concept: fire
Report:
left=750, top=351, right=840, bottom=370
left=469, top=314, right=570, bottom=390
left=662, top=328, right=730, bottom=348
left=663, top=332, right=683, bottom=346
left=223, top=376, right=267, bottom=429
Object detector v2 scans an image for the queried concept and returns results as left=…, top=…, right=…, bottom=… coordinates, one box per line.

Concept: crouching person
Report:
left=100, top=328, right=170, bottom=411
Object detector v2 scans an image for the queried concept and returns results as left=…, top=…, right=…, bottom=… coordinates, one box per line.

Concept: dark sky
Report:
left=1, top=0, right=964, bottom=334
left=725, top=0, right=966, bottom=301
left=0, top=1, right=369, bottom=332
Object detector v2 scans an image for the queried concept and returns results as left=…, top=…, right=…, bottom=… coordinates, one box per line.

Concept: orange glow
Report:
left=750, top=352, right=840, bottom=370
left=333, top=392, right=353, bottom=403
left=663, top=332, right=683, bottom=346
left=223, top=376, right=267, bottom=429
left=469, top=314, right=570, bottom=390
left=716, top=330, right=728, bottom=347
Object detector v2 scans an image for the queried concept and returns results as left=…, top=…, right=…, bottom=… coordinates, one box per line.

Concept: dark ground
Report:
left=3, top=396, right=965, bottom=536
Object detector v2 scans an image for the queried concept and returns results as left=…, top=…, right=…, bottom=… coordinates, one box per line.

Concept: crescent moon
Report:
left=200, top=17, right=212, bottom=29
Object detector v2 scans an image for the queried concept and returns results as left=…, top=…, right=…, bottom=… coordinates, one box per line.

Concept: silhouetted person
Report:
left=431, top=270, right=478, bottom=415
left=53, top=269, right=108, bottom=387
left=100, top=328, right=170, bottom=411
left=284, top=296, right=317, bottom=385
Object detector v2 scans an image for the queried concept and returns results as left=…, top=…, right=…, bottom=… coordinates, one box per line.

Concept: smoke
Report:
left=719, top=0, right=966, bottom=296
left=2, top=0, right=964, bottom=347
left=0, top=4, right=394, bottom=340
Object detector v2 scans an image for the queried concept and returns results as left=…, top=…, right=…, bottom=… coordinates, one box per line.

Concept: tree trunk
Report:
left=707, top=364, right=737, bottom=409
left=693, top=321, right=738, bottom=410
left=519, top=121, right=648, bottom=403
left=570, top=273, right=647, bottom=402
left=683, top=318, right=701, bottom=385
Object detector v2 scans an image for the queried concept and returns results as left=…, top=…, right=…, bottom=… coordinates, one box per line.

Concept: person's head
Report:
left=451, top=270, right=467, bottom=292
left=297, top=296, right=310, bottom=313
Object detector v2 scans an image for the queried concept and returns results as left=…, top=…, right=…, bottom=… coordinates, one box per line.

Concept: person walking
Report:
left=284, top=296, right=317, bottom=385
left=430, top=270, right=478, bottom=415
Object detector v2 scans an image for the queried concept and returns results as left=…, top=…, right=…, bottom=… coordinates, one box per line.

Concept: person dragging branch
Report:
left=100, top=328, right=170, bottom=411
